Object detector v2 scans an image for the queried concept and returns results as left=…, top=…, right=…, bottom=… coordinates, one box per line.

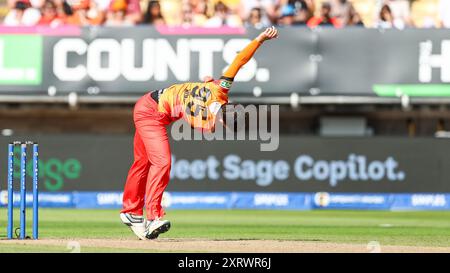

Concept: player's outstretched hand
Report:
left=256, top=26, right=279, bottom=43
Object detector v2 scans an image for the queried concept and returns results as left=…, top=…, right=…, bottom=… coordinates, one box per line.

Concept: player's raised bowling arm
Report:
left=220, top=26, right=279, bottom=84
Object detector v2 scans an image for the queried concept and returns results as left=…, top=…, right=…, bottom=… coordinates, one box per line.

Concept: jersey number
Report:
left=185, top=86, right=211, bottom=121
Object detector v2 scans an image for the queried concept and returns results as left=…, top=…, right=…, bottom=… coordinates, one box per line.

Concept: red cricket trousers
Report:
left=121, top=93, right=172, bottom=220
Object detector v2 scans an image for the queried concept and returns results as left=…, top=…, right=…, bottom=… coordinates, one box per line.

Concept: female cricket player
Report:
left=120, top=26, right=279, bottom=240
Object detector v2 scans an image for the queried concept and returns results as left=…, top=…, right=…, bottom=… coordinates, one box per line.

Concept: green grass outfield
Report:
left=1, top=209, right=450, bottom=252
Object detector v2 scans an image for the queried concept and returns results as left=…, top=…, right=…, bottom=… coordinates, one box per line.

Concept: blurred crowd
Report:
left=1, top=0, right=450, bottom=28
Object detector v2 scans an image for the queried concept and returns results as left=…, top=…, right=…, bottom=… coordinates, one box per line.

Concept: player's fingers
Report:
left=263, top=26, right=277, bottom=40
left=270, top=29, right=276, bottom=37
left=271, top=27, right=278, bottom=37
left=273, top=29, right=279, bottom=38
left=268, top=29, right=276, bottom=38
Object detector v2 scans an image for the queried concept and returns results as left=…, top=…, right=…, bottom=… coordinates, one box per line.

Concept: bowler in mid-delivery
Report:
left=120, top=27, right=279, bottom=240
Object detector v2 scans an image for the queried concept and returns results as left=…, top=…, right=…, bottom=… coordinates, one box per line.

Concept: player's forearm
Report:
left=222, top=39, right=262, bottom=79
left=222, top=27, right=278, bottom=80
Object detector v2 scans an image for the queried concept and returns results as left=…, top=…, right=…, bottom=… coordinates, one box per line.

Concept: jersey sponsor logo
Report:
left=220, top=80, right=232, bottom=90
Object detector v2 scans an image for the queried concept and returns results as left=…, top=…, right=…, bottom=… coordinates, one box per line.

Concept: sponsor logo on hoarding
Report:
left=373, top=40, right=450, bottom=97
left=326, top=194, right=387, bottom=205
left=294, top=155, right=405, bottom=187
left=53, top=38, right=269, bottom=83
left=2, top=191, right=450, bottom=211
left=38, top=193, right=72, bottom=204
left=97, top=192, right=123, bottom=206
left=161, top=192, right=230, bottom=208
left=314, top=193, right=389, bottom=209
left=170, top=195, right=228, bottom=205
left=0, top=35, right=42, bottom=85
left=10, top=147, right=82, bottom=191
left=253, top=194, right=289, bottom=207
left=419, top=40, right=450, bottom=83
left=0, top=191, right=72, bottom=206
left=171, top=154, right=405, bottom=187
left=314, top=192, right=330, bottom=207
left=411, top=194, right=447, bottom=207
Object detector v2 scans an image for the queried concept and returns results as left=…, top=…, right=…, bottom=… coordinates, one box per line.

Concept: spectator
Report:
left=91, top=0, right=111, bottom=11
left=181, top=5, right=193, bottom=26
left=374, top=4, right=405, bottom=29
left=107, top=0, right=141, bottom=24
left=293, top=9, right=310, bottom=25
left=307, top=2, right=341, bottom=28
left=204, top=1, right=242, bottom=27
left=438, top=0, right=450, bottom=28
left=290, top=0, right=313, bottom=25
left=181, top=0, right=208, bottom=26
left=53, top=0, right=74, bottom=21
left=346, top=4, right=363, bottom=27
left=64, top=0, right=88, bottom=25
left=387, top=0, right=411, bottom=27
left=277, top=4, right=295, bottom=26
left=238, top=0, right=276, bottom=25
left=105, top=0, right=134, bottom=26
left=4, top=1, right=29, bottom=25
left=37, top=0, right=64, bottom=26
left=246, top=7, right=266, bottom=28
left=0, top=0, right=440, bottom=28
left=4, top=0, right=42, bottom=26
left=65, top=0, right=104, bottom=25
left=142, top=0, right=165, bottom=25
left=85, top=1, right=105, bottom=25
left=331, top=0, right=351, bottom=26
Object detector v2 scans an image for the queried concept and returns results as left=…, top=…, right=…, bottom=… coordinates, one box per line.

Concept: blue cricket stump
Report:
left=32, top=143, right=39, bottom=240
left=6, top=141, right=39, bottom=240
left=7, top=143, right=14, bottom=239
left=20, top=143, right=27, bottom=240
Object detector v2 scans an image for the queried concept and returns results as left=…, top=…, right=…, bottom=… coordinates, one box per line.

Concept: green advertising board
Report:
left=0, top=35, right=42, bottom=85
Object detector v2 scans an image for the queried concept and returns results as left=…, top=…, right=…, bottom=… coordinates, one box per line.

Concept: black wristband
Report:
left=220, top=76, right=234, bottom=82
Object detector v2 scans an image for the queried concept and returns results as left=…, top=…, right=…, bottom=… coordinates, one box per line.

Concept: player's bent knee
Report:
left=153, top=157, right=171, bottom=170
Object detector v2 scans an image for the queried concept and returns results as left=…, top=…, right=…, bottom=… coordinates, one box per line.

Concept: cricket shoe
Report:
left=120, top=213, right=147, bottom=240
left=145, top=218, right=171, bottom=240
